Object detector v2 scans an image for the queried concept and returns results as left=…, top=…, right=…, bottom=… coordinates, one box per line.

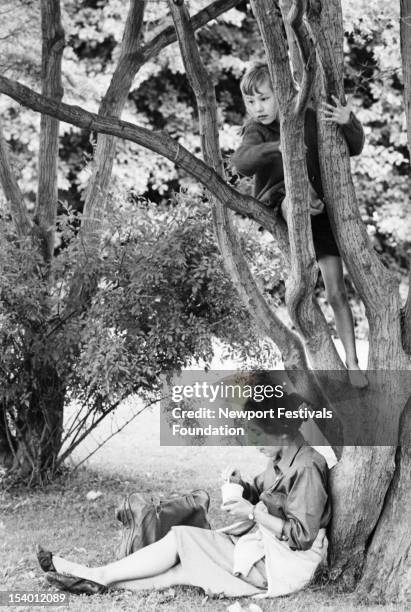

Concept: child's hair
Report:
left=240, top=61, right=272, bottom=96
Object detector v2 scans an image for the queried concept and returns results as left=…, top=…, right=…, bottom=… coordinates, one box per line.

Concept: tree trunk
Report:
left=9, top=362, right=65, bottom=484
left=35, top=0, right=64, bottom=261
left=358, top=399, right=411, bottom=603
left=400, top=0, right=411, bottom=351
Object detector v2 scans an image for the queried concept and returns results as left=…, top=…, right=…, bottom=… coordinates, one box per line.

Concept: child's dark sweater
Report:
left=231, top=107, right=364, bottom=208
left=231, top=107, right=364, bottom=259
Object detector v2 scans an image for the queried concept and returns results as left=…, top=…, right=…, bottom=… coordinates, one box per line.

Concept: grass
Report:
left=0, top=394, right=406, bottom=611
left=0, top=468, right=407, bottom=612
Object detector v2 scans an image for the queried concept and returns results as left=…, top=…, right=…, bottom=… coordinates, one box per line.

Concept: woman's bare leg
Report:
left=52, top=531, right=179, bottom=586
left=112, top=563, right=194, bottom=592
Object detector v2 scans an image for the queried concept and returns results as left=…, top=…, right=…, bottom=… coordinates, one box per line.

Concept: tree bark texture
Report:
left=400, top=0, right=411, bottom=352
left=10, top=363, right=65, bottom=485
left=305, top=0, right=411, bottom=593
left=310, top=0, right=406, bottom=371
left=0, top=120, right=32, bottom=236
left=251, top=0, right=344, bottom=370
left=79, top=0, right=146, bottom=258
left=36, top=0, right=65, bottom=261
left=143, top=0, right=242, bottom=63
left=168, top=0, right=308, bottom=370
left=358, top=399, right=411, bottom=603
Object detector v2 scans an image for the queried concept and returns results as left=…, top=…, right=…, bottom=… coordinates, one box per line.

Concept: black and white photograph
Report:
left=0, top=0, right=410, bottom=610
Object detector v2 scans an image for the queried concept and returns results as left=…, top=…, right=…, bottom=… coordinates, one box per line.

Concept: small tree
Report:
left=0, top=0, right=410, bottom=603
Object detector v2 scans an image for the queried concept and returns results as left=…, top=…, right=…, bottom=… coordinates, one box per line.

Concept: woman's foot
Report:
left=46, top=572, right=108, bottom=595
left=36, top=545, right=56, bottom=573
left=346, top=361, right=368, bottom=388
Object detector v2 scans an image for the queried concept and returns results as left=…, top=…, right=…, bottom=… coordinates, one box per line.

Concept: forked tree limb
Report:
left=35, top=0, right=65, bottom=261
left=308, top=0, right=406, bottom=369
left=142, top=0, right=242, bottom=63
left=0, top=120, right=32, bottom=236
left=79, top=0, right=146, bottom=255
left=0, top=76, right=292, bottom=263
left=251, top=0, right=343, bottom=370
left=68, top=1, right=243, bottom=309
left=65, top=0, right=147, bottom=311
left=168, top=0, right=308, bottom=370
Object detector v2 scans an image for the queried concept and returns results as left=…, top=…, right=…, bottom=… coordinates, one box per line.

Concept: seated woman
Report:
left=36, top=376, right=331, bottom=598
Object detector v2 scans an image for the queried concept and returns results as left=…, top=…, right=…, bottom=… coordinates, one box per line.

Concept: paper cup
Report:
left=221, top=482, right=244, bottom=505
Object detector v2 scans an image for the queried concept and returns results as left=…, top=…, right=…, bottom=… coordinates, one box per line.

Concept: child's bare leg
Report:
left=280, top=196, right=289, bottom=221
left=317, top=254, right=367, bottom=387
left=52, top=531, right=179, bottom=586
left=113, top=563, right=194, bottom=592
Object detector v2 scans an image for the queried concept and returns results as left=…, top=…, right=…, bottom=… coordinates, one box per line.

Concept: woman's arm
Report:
left=279, top=464, right=329, bottom=550
left=253, top=501, right=284, bottom=538
left=221, top=466, right=262, bottom=505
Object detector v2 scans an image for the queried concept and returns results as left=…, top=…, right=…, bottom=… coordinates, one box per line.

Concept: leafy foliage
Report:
left=0, top=0, right=408, bottom=483
left=0, top=190, right=279, bottom=474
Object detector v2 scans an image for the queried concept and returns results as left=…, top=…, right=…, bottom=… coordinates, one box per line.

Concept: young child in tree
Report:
left=232, top=62, right=367, bottom=387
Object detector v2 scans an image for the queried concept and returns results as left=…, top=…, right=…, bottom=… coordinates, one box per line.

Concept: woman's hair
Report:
left=243, top=371, right=305, bottom=437
left=240, top=61, right=273, bottom=96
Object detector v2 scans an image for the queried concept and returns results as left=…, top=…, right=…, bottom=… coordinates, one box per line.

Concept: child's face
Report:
left=243, top=81, right=278, bottom=125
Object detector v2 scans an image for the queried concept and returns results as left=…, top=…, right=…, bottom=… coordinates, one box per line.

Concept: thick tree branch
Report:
left=79, top=0, right=146, bottom=260
left=288, top=0, right=317, bottom=113
left=0, top=120, right=32, bottom=235
left=0, top=76, right=291, bottom=259
left=279, top=0, right=304, bottom=83
left=400, top=0, right=411, bottom=352
left=168, top=0, right=307, bottom=369
left=36, top=0, right=65, bottom=261
left=308, top=0, right=406, bottom=369
left=251, top=0, right=343, bottom=370
left=142, top=0, right=242, bottom=63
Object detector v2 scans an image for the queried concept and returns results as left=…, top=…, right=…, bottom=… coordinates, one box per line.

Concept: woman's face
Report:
left=257, top=438, right=285, bottom=458
left=247, top=421, right=287, bottom=454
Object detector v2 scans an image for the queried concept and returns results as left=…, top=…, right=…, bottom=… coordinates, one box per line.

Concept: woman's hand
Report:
left=222, top=498, right=254, bottom=520
left=221, top=466, right=242, bottom=484
left=254, top=500, right=269, bottom=520
left=321, top=94, right=352, bottom=125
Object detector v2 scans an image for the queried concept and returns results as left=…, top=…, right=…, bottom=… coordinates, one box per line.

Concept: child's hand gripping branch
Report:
left=321, top=94, right=353, bottom=125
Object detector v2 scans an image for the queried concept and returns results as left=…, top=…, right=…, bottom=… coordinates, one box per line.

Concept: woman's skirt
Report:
left=171, top=525, right=327, bottom=598
left=171, top=526, right=267, bottom=597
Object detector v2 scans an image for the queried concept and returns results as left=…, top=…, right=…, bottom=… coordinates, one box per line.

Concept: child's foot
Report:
left=346, top=361, right=368, bottom=388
